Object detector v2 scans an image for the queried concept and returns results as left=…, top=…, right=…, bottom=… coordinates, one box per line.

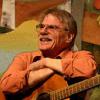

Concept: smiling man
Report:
left=0, top=8, right=96, bottom=100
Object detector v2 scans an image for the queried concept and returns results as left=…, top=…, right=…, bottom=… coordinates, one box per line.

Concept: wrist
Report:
left=45, top=58, right=63, bottom=72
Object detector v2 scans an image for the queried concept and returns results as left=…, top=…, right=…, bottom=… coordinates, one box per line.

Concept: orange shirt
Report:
left=0, top=50, right=96, bottom=93
left=0, top=88, right=6, bottom=100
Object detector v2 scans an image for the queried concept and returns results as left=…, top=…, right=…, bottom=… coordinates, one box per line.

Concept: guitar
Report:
left=24, top=74, right=100, bottom=100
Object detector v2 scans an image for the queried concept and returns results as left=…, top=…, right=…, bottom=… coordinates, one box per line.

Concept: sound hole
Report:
left=36, top=92, right=50, bottom=100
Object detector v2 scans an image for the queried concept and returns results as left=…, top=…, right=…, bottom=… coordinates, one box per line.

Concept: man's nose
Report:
left=41, top=26, right=48, bottom=32
left=40, top=27, right=49, bottom=34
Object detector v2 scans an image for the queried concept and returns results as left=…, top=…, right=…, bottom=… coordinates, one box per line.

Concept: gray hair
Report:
left=39, top=7, right=77, bottom=48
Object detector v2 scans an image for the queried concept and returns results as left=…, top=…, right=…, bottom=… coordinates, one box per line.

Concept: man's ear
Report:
left=65, top=33, right=74, bottom=43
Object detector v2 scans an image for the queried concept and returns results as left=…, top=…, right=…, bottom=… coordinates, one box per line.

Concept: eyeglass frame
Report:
left=36, top=23, right=69, bottom=32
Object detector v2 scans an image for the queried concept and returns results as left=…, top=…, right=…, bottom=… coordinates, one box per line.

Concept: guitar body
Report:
left=23, top=74, right=100, bottom=100
left=24, top=74, right=69, bottom=100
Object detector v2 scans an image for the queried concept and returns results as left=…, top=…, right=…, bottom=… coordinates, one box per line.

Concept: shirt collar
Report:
left=33, top=49, right=73, bottom=62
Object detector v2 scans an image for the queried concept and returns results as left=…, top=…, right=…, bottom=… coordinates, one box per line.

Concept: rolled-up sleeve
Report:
left=0, top=53, right=31, bottom=93
left=62, top=51, right=96, bottom=78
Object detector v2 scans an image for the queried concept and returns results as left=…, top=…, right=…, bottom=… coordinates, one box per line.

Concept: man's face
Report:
left=38, top=14, right=70, bottom=52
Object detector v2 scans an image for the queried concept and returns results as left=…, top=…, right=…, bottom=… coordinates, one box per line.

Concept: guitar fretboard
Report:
left=49, top=75, right=100, bottom=100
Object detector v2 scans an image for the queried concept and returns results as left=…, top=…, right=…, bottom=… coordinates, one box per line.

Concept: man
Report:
left=0, top=8, right=96, bottom=100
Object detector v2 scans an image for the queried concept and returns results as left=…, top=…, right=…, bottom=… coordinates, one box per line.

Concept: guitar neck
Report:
left=49, top=75, right=100, bottom=100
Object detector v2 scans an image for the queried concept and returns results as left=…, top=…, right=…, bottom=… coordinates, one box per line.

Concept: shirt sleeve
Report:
left=62, top=51, right=96, bottom=78
left=0, top=53, right=31, bottom=93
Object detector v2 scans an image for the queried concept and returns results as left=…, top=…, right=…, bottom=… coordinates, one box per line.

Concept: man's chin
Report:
left=39, top=48, right=50, bottom=51
left=39, top=44, right=51, bottom=50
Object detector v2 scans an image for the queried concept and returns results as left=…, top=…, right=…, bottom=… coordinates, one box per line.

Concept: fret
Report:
left=49, top=91, right=55, bottom=100
left=59, top=89, right=65, bottom=99
left=78, top=82, right=83, bottom=92
left=79, top=80, right=87, bottom=90
left=87, top=75, right=99, bottom=88
left=49, top=92, right=52, bottom=100
left=54, top=92, right=58, bottom=100
left=84, top=80, right=90, bottom=89
left=89, top=79, right=93, bottom=87
left=54, top=90, right=60, bottom=100
left=92, top=77, right=95, bottom=86
left=56, top=88, right=68, bottom=99
left=70, top=84, right=77, bottom=94
left=60, top=87, right=69, bottom=99
left=55, top=89, right=67, bottom=100
left=78, top=83, right=83, bottom=92
left=68, top=82, right=85, bottom=95
left=62, top=88, right=68, bottom=98
left=98, top=75, right=100, bottom=84
left=66, top=75, right=100, bottom=96
left=70, top=83, right=82, bottom=94
left=56, top=91, right=61, bottom=100
left=65, top=88, right=71, bottom=97
left=67, top=87, right=74, bottom=96
left=94, top=76, right=98, bottom=84
left=94, top=75, right=100, bottom=85
left=49, top=75, right=100, bottom=100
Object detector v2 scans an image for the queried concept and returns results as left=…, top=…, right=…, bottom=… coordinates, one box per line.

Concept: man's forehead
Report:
left=42, top=14, right=64, bottom=26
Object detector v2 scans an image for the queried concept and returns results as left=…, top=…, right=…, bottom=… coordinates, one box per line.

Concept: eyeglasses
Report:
left=36, top=24, right=69, bottom=32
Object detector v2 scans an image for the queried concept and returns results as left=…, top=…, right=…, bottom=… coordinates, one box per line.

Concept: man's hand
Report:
left=45, top=58, right=63, bottom=74
left=29, top=58, right=46, bottom=71
left=28, top=59, right=54, bottom=87
left=28, top=58, right=63, bottom=87
left=28, top=68, right=54, bottom=87
left=29, top=58, right=63, bottom=73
